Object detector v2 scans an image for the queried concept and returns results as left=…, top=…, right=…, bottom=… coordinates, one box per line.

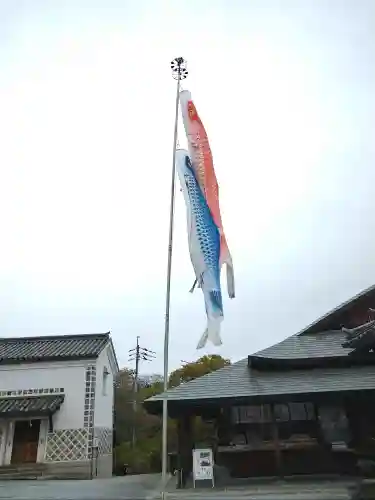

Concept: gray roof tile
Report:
left=253, top=330, right=352, bottom=359
left=0, top=395, right=64, bottom=416
left=0, top=333, right=109, bottom=364
left=145, top=330, right=375, bottom=407
left=146, top=358, right=375, bottom=404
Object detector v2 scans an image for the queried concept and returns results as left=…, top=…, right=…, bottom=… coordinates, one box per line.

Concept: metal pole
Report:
left=161, top=57, right=188, bottom=499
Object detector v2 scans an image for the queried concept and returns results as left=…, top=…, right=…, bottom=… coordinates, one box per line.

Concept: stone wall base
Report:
left=43, top=454, right=113, bottom=479
left=95, top=454, right=112, bottom=478
left=43, top=460, right=91, bottom=479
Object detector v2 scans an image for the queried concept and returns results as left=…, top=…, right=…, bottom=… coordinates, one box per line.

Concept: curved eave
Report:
left=249, top=355, right=349, bottom=370
left=249, top=352, right=375, bottom=370
left=143, top=385, right=375, bottom=417
left=143, top=394, right=287, bottom=417
left=143, top=398, right=224, bottom=417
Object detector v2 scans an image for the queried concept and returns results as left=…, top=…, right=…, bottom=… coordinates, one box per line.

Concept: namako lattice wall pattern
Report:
left=94, top=427, right=112, bottom=455
left=45, top=428, right=89, bottom=462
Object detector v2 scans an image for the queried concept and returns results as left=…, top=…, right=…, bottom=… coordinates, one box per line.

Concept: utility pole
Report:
left=128, top=336, right=155, bottom=448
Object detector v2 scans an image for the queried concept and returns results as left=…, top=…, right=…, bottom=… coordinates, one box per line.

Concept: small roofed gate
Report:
left=0, top=394, right=65, bottom=466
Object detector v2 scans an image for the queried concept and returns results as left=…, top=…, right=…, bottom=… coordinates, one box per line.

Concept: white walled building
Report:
left=0, top=332, right=119, bottom=479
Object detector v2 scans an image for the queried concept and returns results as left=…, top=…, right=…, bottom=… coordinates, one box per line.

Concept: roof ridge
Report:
left=297, top=283, right=375, bottom=336
left=0, top=332, right=110, bottom=343
left=0, top=333, right=112, bottom=365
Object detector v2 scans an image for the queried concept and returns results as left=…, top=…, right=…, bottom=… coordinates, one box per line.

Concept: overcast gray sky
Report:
left=0, top=0, right=374, bottom=374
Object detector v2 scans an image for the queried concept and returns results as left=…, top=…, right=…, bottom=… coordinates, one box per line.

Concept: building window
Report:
left=274, top=404, right=290, bottom=422
left=318, top=405, right=351, bottom=444
left=103, top=367, right=110, bottom=396
left=232, top=405, right=272, bottom=424
left=232, top=403, right=316, bottom=424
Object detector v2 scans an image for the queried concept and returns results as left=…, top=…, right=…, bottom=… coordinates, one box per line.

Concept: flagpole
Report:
left=161, top=57, right=188, bottom=499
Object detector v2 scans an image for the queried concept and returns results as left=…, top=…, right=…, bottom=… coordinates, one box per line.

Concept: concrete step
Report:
left=0, top=474, right=41, bottom=480
left=0, top=463, right=46, bottom=480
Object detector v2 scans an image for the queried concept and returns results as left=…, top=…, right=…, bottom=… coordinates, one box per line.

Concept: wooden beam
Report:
left=48, top=413, right=53, bottom=432
left=270, top=403, right=283, bottom=478
left=176, top=418, right=183, bottom=488
left=177, top=414, right=193, bottom=488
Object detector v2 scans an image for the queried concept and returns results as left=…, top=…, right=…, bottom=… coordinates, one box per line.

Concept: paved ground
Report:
left=0, top=475, right=367, bottom=500
left=0, top=474, right=163, bottom=500
left=151, top=479, right=358, bottom=500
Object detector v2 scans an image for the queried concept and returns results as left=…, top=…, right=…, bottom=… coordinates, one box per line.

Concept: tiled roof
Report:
left=144, top=285, right=375, bottom=412
left=0, top=395, right=64, bottom=416
left=145, top=358, right=375, bottom=407
left=144, top=330, right=375, bottom=410
left=252, top=330, right=352, bottom=360
left=0, top=333, right=110, bottom=365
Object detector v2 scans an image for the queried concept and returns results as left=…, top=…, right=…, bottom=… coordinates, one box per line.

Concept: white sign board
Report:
left=192, top=448, right=214, bottom=488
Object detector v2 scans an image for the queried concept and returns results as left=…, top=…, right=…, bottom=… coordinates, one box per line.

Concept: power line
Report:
left=128, top=336, right=156, bottom=448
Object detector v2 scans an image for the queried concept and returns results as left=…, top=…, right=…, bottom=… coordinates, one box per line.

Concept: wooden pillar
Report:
left=177, top=414, right=193, bottom=488
left=270, top=404, right=283, bottom=478
left=176, top=418, right=183, bottom=489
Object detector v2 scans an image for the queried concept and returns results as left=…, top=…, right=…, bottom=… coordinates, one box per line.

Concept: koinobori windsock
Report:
left=176, top=149, right=224, bottom=349
left=179, top=90, right=235, bottom=299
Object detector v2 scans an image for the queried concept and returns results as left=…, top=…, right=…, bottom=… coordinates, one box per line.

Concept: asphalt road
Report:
left=160, top=495, right=351, bottom=500
left=0, top=474, right=162, bottom=500
left=155, top=480, right=355, bottom=500
left=0, top=475, right=363, bottom=500
left=154, top=488, right=353, bottom=500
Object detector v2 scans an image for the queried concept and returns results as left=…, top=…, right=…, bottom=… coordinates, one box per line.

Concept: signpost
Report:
left=192, top=448, right=215, bottom=488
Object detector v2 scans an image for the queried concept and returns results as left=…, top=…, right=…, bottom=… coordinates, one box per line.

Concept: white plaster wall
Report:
left=37, top=418, right=49, bottom=463
left=0, top=420, right=7, bottom=466
left=0, top=362, right=87, bottom=429
left=3, top=421, right=15, bottom=465
left=94, top=348, right=114, bottom=428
